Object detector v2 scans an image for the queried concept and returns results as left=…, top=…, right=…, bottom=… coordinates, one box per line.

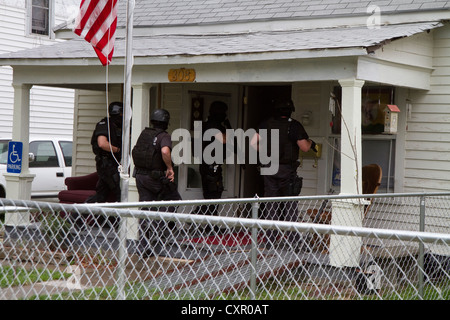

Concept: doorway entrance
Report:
left=177, top=84, right=240, bottom=201
left=239, top=85, right=292, bottom=198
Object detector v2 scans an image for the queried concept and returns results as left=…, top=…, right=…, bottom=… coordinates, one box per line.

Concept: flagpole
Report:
left=120, top=0, right=134, bottom=202
left=117, top=0, right=135, bottom=302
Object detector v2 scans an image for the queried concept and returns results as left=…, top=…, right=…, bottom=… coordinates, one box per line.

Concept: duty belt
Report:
left=136, top=168, right=165, bottom=178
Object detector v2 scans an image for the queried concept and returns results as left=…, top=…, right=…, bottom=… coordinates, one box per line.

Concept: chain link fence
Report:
left=0, top=193, right=449, bottom=300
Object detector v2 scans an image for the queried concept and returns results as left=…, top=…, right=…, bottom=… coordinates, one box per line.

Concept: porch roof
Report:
left=0, top=21, right=442, bottom=66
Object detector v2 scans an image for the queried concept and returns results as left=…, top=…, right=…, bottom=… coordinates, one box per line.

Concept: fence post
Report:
left=418, top=196, right=426, bottom=300
left=250, top=196, right=260, bottom=299
left=116, top=215, right=128, bottom=300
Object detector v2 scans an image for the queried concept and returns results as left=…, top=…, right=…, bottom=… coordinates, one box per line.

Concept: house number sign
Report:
left=168, top=68, right=196, bottom=82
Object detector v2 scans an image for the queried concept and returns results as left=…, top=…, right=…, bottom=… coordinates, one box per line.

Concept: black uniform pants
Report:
left=262, top=164, right=301, bottom=246
left=136, top=173, right=182, bottom=254
left=86, top=156, right=121, bottom=203
left=84, top=156, right=121, bottom=227
left=197, top=164, right=224, bottom=216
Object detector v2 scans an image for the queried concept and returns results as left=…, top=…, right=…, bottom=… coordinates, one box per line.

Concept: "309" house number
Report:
left=168, top=68, right=196, bottom=82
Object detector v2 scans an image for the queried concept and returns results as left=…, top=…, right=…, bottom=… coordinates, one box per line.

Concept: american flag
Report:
left=74, top=0, right=118, bottom=66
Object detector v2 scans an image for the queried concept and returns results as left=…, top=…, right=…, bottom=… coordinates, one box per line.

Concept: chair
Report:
left=58, top=172, right=116, bottom=204
left=362, top=163, right=382, bottom=196
left=306, top=164, right=382, bottom=253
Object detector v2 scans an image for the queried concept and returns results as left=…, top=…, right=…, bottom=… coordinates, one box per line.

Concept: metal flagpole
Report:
left=120, top=0, right=134, bottom=202
left=117, top=0, right=135, bottom=301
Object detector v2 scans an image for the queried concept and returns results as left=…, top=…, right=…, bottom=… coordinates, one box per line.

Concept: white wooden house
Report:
left=0, top=1, right=449, bottom=262
left=0, top=0, right=77, bottom=139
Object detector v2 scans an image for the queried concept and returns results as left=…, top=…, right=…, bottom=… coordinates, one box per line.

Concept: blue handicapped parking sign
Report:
left=7, top=141, right=23, bottom=174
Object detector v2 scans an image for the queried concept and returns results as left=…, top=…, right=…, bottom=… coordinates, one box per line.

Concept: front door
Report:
left=177, top=84, right=241, bottom=203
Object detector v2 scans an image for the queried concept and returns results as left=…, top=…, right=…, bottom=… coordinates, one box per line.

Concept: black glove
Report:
left=310, top=140, right=318, bottom=153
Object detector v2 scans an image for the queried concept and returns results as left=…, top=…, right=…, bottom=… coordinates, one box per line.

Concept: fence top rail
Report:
left=2, top=191, right=450, bottom=210
left=0, top=192, right=442, bottom=209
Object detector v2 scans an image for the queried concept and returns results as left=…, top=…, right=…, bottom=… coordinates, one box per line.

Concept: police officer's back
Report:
left=132, top=108, right=181, bottom=203
left=252, top=99, right=317, bottom=248
left=132, top=108, right=181, bottom=258
left=256, top=98, right=316, bottom=197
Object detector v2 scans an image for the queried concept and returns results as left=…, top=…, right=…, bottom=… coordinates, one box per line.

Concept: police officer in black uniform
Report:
left=197, top=101, right=231, bottom=216
left=86, top=101, right=123, bottom=204
left=132, top=108, right=182, bottom=257
left=251, top=98, right=317, bottom=248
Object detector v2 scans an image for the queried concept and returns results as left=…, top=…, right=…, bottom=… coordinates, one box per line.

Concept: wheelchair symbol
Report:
left=9, top=144, right=21, bottom=163
left=7, top=141, right=23, bottom=173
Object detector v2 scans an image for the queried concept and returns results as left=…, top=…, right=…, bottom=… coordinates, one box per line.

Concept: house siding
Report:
left=362, top=26, right=450, bottom=255
left=161, top=83, right=183, bottom=136
left=72, top=88, right=122, bottom=176
left=0, top=2, right=76, bottom=139
left=406, top=24, right=450, bottom=193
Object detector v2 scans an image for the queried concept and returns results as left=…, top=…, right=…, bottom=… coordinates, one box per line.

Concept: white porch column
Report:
left=329, top=79, right=366, bottom=268
left=126, top=83, right=152, bottom=240
left=4, top=84, right=34, bottom=226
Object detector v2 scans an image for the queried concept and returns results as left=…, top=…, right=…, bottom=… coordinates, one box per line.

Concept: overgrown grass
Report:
left=28, top=279, right=449, bottom=300
left=0, top=265, right=70, bottom=288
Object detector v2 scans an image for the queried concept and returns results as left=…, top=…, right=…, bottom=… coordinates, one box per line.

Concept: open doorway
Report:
left=239, top=85, right=292, bottom=198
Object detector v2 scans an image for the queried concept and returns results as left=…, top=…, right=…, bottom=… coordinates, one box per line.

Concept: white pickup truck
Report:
left=0, top=136, right=72, bottom=199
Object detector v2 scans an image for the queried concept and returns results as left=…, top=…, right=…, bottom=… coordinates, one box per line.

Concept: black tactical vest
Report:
left=132, top=127, right=166, bottom=171
left=265, top=117, right=299, bottom=165
left=91, top=117, right=122, bottom=161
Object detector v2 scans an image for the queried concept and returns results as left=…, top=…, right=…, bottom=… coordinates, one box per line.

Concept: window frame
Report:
left=27, top=0, right=54, bottom=39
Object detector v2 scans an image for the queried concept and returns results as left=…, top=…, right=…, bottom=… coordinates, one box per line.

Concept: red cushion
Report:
left=65, top=172, right=99, bottom=190
left=59, top=172, right=116, bottom=204
left=58, top=190, right=96, bottom=204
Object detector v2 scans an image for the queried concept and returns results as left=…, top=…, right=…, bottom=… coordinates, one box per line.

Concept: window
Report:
left=0, top=140, right=9, bottom=165
left=59, top=141, right=73, bottom=167
left=29, top=141, right=58, bottom=168
left=331, top=86, right=395, bottom=135
left=329, top=85, right=397, bottom=193
left=31, top=0, right=50, bottom=36
left=329, top=136, right=396, bottom=193
left=362, top=138, right=395, bottom=193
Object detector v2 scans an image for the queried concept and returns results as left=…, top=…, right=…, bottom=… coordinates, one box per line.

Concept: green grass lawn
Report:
left=0, top=265, right=69, bottom=288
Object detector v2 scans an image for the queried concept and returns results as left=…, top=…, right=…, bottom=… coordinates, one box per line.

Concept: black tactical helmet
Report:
left=209, top=101, right=228, bottom=116
left=273, top=99, right=295, bottom=112
left=109, top=101, right=123, bottom=116
left=150, top=108, right=170, bottom=123
left=273, top=99, right=295, bottom=117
